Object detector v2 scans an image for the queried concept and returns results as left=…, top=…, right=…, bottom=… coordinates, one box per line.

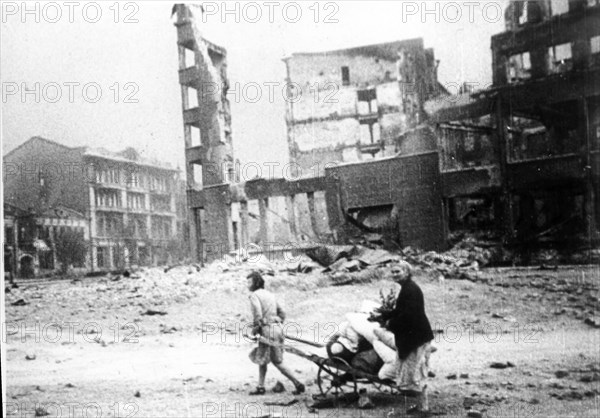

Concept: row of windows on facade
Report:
left=95, top=191, right=172, bottom=211
left=95, top=214, right=172, bottom=239
left=508, top=36, right=600, bottom=82
left=439, top=118, right=598, bottom=171
left=95, top=245, right=152, bottom=269
left=94, top=169, right=170, bottom=191
left=5, top=225, right=85, bottom=245
left=95, top=245, right=171, bottom=268
left=318, top=66, right=386, bottom=88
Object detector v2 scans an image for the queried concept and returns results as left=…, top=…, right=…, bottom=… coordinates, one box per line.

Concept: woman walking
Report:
left=247, top=271, right=305, bottom=395
left=387, top=262, right=434, bottom=414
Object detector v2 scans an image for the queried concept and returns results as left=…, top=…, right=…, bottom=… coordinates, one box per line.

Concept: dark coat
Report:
left=387, top=278, right=434, bottom=360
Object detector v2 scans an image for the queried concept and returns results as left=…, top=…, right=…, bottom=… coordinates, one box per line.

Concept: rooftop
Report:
left=283, top=38, right=425, bottom=62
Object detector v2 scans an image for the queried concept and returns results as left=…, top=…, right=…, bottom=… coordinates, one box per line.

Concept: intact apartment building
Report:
left=3, top=137, right=186, bottom=274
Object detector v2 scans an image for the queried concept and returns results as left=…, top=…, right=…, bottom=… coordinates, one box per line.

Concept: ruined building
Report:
left=174, top=4, right=447, bottom=261
left=283, top=40, right=441, bottom=174
left=174, top=1, right=598, bottom=263
left=427, top=0, right=600, bottom=255
left=174, top=4, right=235, bottom=261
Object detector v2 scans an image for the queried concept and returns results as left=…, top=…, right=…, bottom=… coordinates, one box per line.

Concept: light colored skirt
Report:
left=249, top=323, right=284, bottom=366
left=396, top=342, right=432, bottom=392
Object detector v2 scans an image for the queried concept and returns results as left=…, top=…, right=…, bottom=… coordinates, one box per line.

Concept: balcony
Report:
left=179, top=67, right=201, bottom=89
left=359, top=142, right=383, bottom=156
left=183, top=108, right=202, bottom=127
left=126, top=206, right=147, bottom=214
left=186, top=145, right=208, bottom=165
left=93, top=181, right=126, bottom=191
left=94, top=205, right=127, bottom=213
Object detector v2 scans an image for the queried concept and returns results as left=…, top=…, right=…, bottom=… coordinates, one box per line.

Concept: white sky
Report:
left=1, top=1, right=508, bottom=170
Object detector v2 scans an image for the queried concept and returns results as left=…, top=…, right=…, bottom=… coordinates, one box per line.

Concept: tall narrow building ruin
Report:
left=174, top=4, right=234, bottom=262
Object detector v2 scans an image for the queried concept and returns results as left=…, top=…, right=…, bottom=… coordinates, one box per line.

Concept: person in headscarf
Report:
left=246, top=271, right=305, bottom=396
left=387, top=262, right=434, bottom=413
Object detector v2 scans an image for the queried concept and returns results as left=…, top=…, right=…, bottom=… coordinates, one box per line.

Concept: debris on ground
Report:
left=142, top=309, right=168, bottom=316
left=264, top=399, right=298, bottom=406
left=489, top=362, right=515, bottom=369
left=11, top=299, right=28, bottom=306
left=271, top=381, right=285, bottom=393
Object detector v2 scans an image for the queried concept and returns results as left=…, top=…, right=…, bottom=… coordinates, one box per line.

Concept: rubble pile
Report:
left=304, top=245, right=399, bottom=286
left=400, top=237, right=499, bottom=281
left=5, top=266, right=245, bottom=330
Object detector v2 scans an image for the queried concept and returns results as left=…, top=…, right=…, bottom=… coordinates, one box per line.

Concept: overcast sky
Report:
left=1, top=1, right=507, bottom=169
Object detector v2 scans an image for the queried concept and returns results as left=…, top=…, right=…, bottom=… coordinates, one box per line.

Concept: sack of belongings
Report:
left=325, top=301, right=400, bottom=380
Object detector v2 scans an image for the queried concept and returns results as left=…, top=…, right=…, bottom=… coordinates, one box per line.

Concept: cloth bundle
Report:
left=326, top=302, right=399, bottom=380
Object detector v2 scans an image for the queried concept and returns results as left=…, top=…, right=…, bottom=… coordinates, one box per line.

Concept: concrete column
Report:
left=12, top=219, right=19, bottom=278
left=188, top=205, right=198, bottom=262
left=108, top=245, right=114, bottom=270
left=146, top=215, right=152, bottom=240
left=50, top=225, right=58, bottom=270
left=582, top=97, right=597, bottom=249
left=258, top=197, right=270, bottom=244
left=495, top=96, right=514, bottom=241
left=307, top=192, right=319, bottom=239
left=286, top=195, right=297, bottom=240
left=240, top=201, right=249, bottom=247
left=89, top=185, right=96, bottom=238
left=91, top=244, right=97, bottom=270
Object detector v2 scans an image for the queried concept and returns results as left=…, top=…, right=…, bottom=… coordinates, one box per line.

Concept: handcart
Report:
left=256, top=335, right=426, bottom=399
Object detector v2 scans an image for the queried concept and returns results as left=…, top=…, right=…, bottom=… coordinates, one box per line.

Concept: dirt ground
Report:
left=3, top=261, right=600, bottom=417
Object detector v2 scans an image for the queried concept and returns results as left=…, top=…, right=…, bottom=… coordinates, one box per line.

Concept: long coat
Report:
left=387, top=278, right=434, bottom=360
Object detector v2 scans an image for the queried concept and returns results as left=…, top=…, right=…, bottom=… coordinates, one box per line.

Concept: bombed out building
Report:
left=283, top=39, right=442, bottom=174
left=174, top=1, right=599, bottom=264
left=174, top=4, right=446, bottom=261
left=427, top=0, right=600, bottom=257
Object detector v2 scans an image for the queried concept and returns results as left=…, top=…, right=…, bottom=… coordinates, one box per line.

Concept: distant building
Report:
left=3, top=203, right=88, bottom=278
left=283, top=39, right=443, bottom=174
left=3, top=137, right=187, bottom=274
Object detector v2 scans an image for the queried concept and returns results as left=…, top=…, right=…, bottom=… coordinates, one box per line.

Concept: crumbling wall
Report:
left=325, top=152, right=445, bottom=250
left=285, top=51, right=399, bottom=88
left=285, top=41, right=431, bottom=173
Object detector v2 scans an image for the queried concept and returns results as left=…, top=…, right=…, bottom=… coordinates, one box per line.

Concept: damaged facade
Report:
left=174, top=4, right=446, bottom=261
left=428, top=0, right=600, bottom=256
left=283, top=39, right=441, bottom=174
left=3, top=137, right=187, bottom=275
left=175, top=1, right=598, bottom=264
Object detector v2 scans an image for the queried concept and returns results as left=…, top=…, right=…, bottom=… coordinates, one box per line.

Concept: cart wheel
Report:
left=317, top=357, right=357, bottom=399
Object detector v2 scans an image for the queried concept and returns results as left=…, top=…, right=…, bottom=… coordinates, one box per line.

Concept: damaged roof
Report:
left=284, top=38, right=425, bottom=62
